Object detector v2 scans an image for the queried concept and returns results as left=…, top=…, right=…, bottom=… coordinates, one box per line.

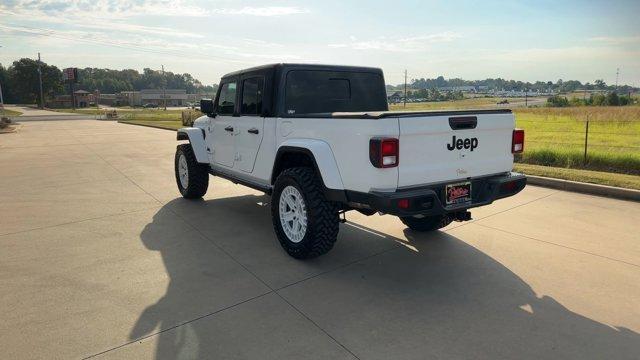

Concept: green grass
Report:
left=514, top=107, right=640, bottom=175
left=48, top=108, right=103, bottom=115
left=115, top=108, right=200, bottom=130
left=392, top=101, right=640, bottom=175
left=115, top=103, right=640, bottom=188
left=388, top=96, right=546, bottom=111
left=1, top=109, right=23, bottom=116
left=515, top=163, right=640, bottom=190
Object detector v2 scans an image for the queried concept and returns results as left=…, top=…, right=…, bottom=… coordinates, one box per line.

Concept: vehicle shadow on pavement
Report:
left=129, top=195, right=640, bottom=360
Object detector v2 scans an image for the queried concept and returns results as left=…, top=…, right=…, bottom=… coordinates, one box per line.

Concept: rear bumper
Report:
left=345, top=172, right=526, bottom=216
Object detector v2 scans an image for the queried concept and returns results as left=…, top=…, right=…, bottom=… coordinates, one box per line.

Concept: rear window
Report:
left=284, top=70, right=388, bottom=115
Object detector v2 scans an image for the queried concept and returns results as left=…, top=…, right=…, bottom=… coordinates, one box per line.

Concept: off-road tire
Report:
left=400, top=215, right=452, bottom=232
left=271, top=167, right=339, bottom=259
left=175, top=144, right=209, bottom=199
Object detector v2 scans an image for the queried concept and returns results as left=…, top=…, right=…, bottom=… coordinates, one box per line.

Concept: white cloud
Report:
left=0, top=1, right=309, bottom=18
left=210, top=6, right=309, bottom=17
left=0, top=0, right=207, bottom=18
left=328, top=31, right=462, bottom=52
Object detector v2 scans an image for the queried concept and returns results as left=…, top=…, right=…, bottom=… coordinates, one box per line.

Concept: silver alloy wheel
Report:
left=279, top=185, right=308, bottom=243
left=178, top=154, right=189, bottom=189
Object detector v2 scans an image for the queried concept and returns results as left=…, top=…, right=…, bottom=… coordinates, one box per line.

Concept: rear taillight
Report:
left=370, top=138, right=399, bottom=168
left=512, top=129, right=525, bottom=153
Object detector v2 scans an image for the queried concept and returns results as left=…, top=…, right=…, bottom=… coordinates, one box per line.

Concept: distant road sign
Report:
left=63, top=68, right=78, bottom=83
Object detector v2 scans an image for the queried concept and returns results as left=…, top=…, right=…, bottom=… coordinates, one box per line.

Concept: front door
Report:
left=235, top=76, right=265, bottom=173
left=210, top=81, right=237, bottom=168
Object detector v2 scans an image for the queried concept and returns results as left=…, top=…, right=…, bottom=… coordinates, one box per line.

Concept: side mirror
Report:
left=200, top=99, right=215, bottom=117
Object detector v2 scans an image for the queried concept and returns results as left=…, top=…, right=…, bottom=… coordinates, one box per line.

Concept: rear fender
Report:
left=177, top=127, right=208, bottom=163
left=274, top=139, right=344, bottom=190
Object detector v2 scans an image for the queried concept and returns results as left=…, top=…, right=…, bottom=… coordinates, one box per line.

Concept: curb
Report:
left=9, top=115, right=90, bottom=121
left=527, top=175, right=640, bottom=202
left=117, top=120, right=178, bottom=131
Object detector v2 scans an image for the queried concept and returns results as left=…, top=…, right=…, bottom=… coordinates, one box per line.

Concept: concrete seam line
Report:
left=526, top=175, right=640, bottom=202
left=81, top=290, right=275, bottom=359
left=444, top=192, right=557, bottom=232
left=474, top=222, right=640, bottom=270
left=275, top=293, right=362, bottom=360
left=172, top=210, right=363, bottom=360
left=82, top=123, right=361, bottom=358
left=0, top=205, right=161, bottom=238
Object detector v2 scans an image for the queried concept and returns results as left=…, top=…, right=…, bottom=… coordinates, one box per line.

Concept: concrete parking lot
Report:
left=1, top=119, right=639, bottom=359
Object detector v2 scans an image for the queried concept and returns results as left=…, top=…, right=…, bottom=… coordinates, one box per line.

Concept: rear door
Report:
left=235, top=76, right=265, bottom=173
left=397, top=112, right=514, bottom=187
left=210, top=81, right=237, bottom=168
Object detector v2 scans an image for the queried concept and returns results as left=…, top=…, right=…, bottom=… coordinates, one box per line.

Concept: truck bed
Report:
left=330, top=109, right=512, bottom=119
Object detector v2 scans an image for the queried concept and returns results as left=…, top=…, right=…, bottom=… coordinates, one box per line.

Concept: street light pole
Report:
left=0, top=81, right=4, bottom=116
left=37, top=53, right=44, bottom=109
left=161, top=64, right=167, bottom=110
left=0, top=45, right=4, bottom=115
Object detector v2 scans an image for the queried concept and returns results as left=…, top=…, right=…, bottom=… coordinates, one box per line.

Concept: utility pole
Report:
left=37, top=53, right=44, bottom=109
left=161, top=65, right=167, bottom=110
left=403, top=69, right=407, bottom=108
left=615, top=68, right=619, bottom=92
left=0, top=46, right=4, bottom=115
left=0, top=80, right=4, bottom=116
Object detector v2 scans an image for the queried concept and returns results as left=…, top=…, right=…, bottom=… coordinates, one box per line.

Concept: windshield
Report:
left=284, top=70, right=388, bottom=115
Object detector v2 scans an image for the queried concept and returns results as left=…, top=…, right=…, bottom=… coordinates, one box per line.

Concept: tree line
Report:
left=397, top=88, right=464, bottom=102
left=387, top=76, right=636, bottom=93
left=0, top=58, right=218, bottom=104
left=546, top=92, right=635, bottom=107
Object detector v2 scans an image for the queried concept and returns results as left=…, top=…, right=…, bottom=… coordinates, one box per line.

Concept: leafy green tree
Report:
left=590, top=93, right=606, bottom=106
left=605, top=92, right=620, bottom=106
left=546, top=95, right=569, bottom=107
left=594, top=79, right=607, bottom=90
left=6, top=58, right=62, bottom=104
left=0, top=63, right=10, bottom=103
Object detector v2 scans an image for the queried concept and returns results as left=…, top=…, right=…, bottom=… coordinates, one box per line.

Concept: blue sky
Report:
left=1, top=0, right=639, bottom=86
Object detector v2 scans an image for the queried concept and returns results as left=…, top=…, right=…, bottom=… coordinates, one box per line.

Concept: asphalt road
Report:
left=1, top=120, right=639, bottom=360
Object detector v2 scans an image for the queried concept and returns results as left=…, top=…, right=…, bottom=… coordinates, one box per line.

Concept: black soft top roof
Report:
left=220, top=63, right=384, bottom=80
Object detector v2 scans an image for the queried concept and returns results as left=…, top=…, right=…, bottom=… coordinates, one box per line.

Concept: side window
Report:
left=241, top=77, right=264, bottom=115
left=216, top=82, right=236, bottom=115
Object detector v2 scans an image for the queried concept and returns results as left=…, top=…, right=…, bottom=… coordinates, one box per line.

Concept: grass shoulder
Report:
left=514, top=163, right=640, bottom=190
left=2, top=109, right=23, bottom=116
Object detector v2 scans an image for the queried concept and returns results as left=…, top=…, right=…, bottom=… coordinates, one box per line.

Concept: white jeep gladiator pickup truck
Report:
left=175, top=64, right=526, bottom=259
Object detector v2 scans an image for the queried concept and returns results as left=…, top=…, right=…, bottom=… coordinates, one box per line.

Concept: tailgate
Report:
left=398, top=112, right=514, bottom=187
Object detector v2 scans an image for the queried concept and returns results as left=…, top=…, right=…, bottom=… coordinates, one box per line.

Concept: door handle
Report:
left=224, top=126, right=234, bottom=132
left=247, top=128, right=259, bottom=134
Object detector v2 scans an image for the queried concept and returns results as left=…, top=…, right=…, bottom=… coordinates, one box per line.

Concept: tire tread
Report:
left=272, top=167, right=339, bottom=259
left=175, top=144, right=209, bottom=199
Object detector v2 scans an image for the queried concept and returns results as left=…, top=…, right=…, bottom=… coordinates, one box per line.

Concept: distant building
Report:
left=387, top=91, right=402, bottom=103
left=140, top=89, right=187, bottom=107
left=97, top=93, right=116, bottom=106
left=118, top=91, right=141, bottom=107
left=95, top=89, right=212, bottom=107
left=73, top=90, right=91, bottom=107
left=187, top=93, right=216, bottom=103
left=48, top=90, right=95, bottom=108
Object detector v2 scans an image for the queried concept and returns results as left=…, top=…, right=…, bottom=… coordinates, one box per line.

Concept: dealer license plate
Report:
left=445, top=182, right=472, bottom=205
